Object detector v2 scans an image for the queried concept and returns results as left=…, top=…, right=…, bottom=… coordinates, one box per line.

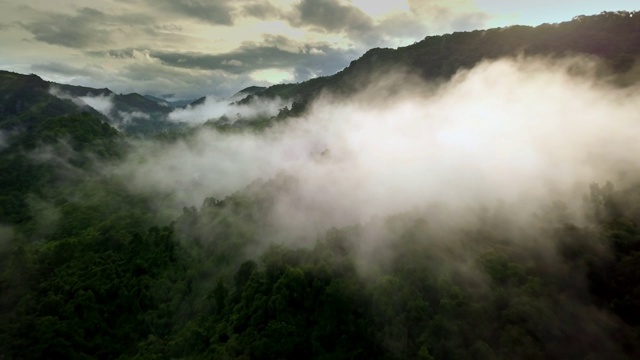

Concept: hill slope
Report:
left=252, top=11, right=640, bottom=110
left=0, top=71, right=179, bottom=136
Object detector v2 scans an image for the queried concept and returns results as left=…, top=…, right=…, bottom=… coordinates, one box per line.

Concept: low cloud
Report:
left=78, top=94, right=114, bottom=117
left=168, top=95, right=289, bottom=124
left=115, top=57, right=640, bottom=243
left=49, top=85, right=100, bottom=110
left=118, top=111, right=150, bottom=124
left=51, top=88, right=166, bottom=131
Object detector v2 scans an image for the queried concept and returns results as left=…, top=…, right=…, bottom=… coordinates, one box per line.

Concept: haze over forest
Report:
left=2, top=3, right=640, bottom=360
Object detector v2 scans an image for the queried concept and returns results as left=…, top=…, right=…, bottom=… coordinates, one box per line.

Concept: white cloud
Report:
left=78, top=94, right=114, bottom=116
left=168, top=95, right=289, bottom=124
left=118, top=110, right=150, bottom=124
left=117, top=57, right=640, bottom=241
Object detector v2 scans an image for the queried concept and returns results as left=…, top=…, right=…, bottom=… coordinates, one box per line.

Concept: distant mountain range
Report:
left=142, top=95, right=195, bottom=108
left=0, top=69, right=272, bottom=137
left=0, top=70, right=178, bottom=136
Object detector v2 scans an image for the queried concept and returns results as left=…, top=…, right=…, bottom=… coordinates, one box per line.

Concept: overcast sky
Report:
left=0, top=0, right=637, bottom=99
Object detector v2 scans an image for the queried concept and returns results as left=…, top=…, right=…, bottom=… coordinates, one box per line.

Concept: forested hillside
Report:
left=249, top=11, right=640, bottom=113
left=1, top=11, right=640, bottom=360
left=0, top=70, right=180, bottom=137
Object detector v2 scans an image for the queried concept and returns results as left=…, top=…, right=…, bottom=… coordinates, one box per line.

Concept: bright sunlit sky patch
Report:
left=0, top=0, right=637, bottom=99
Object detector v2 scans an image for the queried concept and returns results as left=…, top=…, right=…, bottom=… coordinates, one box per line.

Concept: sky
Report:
left=0, top=0, right=637, bottom=100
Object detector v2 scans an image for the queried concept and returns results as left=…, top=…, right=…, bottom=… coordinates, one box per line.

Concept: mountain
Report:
left=144, top=95, right=198, bottom=108
left=143, top=94, right=173, bottom=108
left=0, top=71, right=181, bottom=136
left=0, top=71, right=106, bottom=127
left=180, top=86, right=268, bottom=111
left=249, top=11, right=640, bottom=112
left=230, top=86, right=267, bottom=101
left=184, top=95, right=207, bottom=108
left=54, top=83, right=178, bottom=135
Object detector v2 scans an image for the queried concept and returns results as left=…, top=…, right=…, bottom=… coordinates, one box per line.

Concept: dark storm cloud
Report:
left=150, top=0, right=234, bottom=26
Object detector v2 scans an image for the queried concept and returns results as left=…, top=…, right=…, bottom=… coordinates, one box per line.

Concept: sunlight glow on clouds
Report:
left=250, top=68, right=295, bottom=83
left=0, top=0, right=638, bottom=98
left=351, top=0, right=410, bottom=17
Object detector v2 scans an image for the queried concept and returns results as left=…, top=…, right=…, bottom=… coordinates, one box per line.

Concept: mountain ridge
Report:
left=2, top=11, right=640, bottom=134
left=247, top=10, right=640, bottom=111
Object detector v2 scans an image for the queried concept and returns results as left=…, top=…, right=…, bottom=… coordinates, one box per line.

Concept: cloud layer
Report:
left=114, top=57, right=640, bottom=243
left=168, top=95, right=289, bottom=124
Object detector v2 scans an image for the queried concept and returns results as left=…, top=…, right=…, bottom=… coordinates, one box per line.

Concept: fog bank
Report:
left=115, top=57, right=640, bottom=239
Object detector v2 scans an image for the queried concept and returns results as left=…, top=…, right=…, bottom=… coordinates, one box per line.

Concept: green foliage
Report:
left=162, top=233, right=382, bottom=360
left=2, top=226, right=187, bottom=359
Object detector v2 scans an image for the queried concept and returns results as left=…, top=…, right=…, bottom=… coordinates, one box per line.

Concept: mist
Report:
left=168, top=95, right=289, bottom=124
left=78, top=94, right=114, bottom=116
left=112, top=57, right=640, bottom=243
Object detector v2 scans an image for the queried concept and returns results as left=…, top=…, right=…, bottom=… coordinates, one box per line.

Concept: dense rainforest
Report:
left=1, top=11, right=640, bottom=360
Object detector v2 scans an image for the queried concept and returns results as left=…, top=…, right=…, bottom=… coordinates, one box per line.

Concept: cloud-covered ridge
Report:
left=115, top=57, right=640, bottom=241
